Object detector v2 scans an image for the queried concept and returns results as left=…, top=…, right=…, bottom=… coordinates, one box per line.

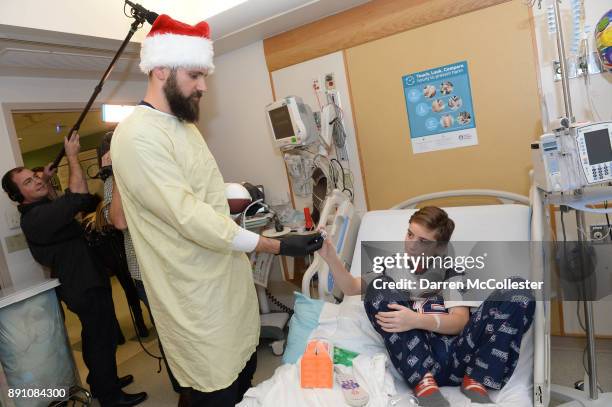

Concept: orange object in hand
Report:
left=300, top=340, right=333, bottom=388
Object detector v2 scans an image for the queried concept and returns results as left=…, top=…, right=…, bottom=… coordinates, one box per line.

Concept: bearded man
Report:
left=110, top=15, right=322, bottom=406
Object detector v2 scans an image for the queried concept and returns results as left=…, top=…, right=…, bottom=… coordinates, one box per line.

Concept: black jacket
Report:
left=19, top=191, right=109, bottom=302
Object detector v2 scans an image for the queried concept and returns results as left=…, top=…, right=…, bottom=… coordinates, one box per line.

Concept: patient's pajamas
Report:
left=364, top=276, right=535, bottom=390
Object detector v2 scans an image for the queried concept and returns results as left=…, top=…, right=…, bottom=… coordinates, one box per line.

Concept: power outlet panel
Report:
left=4, top=208, right=20, bottom=230
left=312, top=78, right=321, bottom=92
left=5, top=233, right=28, bottom=253
left=590, top=224, right=611, bottom=242
left=324, top=73, right=335, bottom=91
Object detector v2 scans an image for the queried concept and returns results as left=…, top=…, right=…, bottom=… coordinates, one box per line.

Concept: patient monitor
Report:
left=266, top=96, right=318, bottom=150
left=532, top=121, right=612, bottom=193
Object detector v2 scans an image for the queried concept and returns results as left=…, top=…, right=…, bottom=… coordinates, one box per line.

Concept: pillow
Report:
left=282, top=292, right=325, bottom=364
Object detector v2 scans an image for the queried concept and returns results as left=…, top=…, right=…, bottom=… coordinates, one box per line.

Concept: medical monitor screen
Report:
left=584, top=129, right=612, bottom=165
left=268, top=106, right=293, bottom=140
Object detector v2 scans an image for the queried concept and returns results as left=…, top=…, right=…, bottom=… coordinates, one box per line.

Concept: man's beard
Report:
left=163, top=71, right=202, bottom=123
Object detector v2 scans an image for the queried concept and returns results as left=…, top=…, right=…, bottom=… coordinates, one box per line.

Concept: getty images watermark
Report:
left=369, top=250, right=544, bottom=292
left=357, top=240, right=612, bottom=302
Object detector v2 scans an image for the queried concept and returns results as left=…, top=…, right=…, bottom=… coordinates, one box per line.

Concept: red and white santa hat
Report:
left=139, top=14, right=214, bottom=74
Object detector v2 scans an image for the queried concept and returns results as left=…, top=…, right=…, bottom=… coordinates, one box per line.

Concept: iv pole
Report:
left=546, top=1, right=611, bottom=405
left=50, top=1, right=157, bottom=169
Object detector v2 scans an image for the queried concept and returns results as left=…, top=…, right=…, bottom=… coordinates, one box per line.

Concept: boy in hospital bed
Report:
left=317, top=206, right=535, bottom=407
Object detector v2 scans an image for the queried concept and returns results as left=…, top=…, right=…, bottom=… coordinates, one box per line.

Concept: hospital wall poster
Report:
left=402, top=61, right=478, bottom=154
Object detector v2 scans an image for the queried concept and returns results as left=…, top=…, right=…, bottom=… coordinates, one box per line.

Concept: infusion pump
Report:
left=532, top=121, right=612, bottom=193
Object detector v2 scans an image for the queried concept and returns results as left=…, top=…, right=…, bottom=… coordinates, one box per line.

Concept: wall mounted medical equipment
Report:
left=283, top=152, right=314, bottom=197
left=265, top=96, right=318, bottom=150
left=266, top=88, right=357, bottom=225
left=313, top=73, right=347, bottom=155
left=319, top=103, right=336, bottom=149
left=532, top=121, right=612, bottom=193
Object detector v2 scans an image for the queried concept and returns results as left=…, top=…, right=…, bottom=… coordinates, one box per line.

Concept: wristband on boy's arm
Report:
left=432, top=314, right=441, bottom=331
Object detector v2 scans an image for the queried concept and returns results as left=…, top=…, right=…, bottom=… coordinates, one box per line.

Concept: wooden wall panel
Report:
left=263, top=0, right=511, bottom=72
left=344, top=1, right=542, bottom=209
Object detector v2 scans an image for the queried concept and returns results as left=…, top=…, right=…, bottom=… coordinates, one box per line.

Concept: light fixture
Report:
left=55, top=123, right=67, bottom=134
left=199, top=0, right=249, bottom=19
left=150, top=0, right=250, bottom=22
left=101, top=104, right=135, bottom=123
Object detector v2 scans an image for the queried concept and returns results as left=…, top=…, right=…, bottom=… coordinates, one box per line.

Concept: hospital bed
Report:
left=240, top=188, right=550, bottom=407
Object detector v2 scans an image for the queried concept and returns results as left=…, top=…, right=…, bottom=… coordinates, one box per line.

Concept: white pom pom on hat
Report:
left=139, top=14, right=214, bottom=74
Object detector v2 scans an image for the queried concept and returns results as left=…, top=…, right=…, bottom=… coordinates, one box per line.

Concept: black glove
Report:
left=279, top=233, right=324, bottom=257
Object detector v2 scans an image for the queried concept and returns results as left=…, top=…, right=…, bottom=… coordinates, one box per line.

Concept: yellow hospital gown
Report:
left=110, top=106, right=260, bottom=392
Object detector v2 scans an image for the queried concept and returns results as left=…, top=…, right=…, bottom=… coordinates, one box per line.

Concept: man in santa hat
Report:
left=110, top=14, right=322, bottom=406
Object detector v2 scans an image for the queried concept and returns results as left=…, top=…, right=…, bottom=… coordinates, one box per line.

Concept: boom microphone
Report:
left=50, top=1, right=159, bottom=170
left=124, top=0, right=159, bottom=25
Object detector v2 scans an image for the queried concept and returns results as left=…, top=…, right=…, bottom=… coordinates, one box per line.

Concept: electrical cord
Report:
left=330, top=158, right=354, bottom=198
left=559, top=206, right=592, bottom=240
left=332, top=105, right=347, bottom=150
left=330, top=159, right=344, bottom=189
left=123, top=2, right=145, bottom=28
left=312, top=81, right=323, bottom=110
left=265, top=289, right=294, bottom=314
left=123, top=2, right=132, bottom=18
left=576, top=300, right=586, bottom=332
left=313, top=153, right=331, bottom=171
left=126, top=297, right=164, bottom=373
left=314, top=92, right=357, bottom=201
left=241, top=199, right=264, bottom=228
left=323, top=94, right=347, bottom=151
left=560, top=207, right=567, bottom=242
left=108, top=236, right=164, bottom=371
left=330, top=161, right=340, bottom=189
left=605, top=201, right=611, bottom=232
left=312, top=190, right=328, bottom=208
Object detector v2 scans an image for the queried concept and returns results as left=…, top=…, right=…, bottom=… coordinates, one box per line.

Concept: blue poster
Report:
left=402, top=61, right=478, bottom=153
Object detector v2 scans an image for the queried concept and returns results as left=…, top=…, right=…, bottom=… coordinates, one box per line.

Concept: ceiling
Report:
left=13, top=110, right=114, bottom=154
left=1, top=0, right=370, bottom=154
left=0, top=0, right=370, bottom=80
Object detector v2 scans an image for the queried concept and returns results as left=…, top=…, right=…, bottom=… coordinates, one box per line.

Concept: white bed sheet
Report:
left=239, top=353, right=396, bottom=407
left=316, top=296, right=533, bottom=406
left=240, top=296, right=533, bottom=407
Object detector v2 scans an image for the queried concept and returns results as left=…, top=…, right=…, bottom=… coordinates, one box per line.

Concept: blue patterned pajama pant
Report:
left=363, top=277, right=535, bottom=390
